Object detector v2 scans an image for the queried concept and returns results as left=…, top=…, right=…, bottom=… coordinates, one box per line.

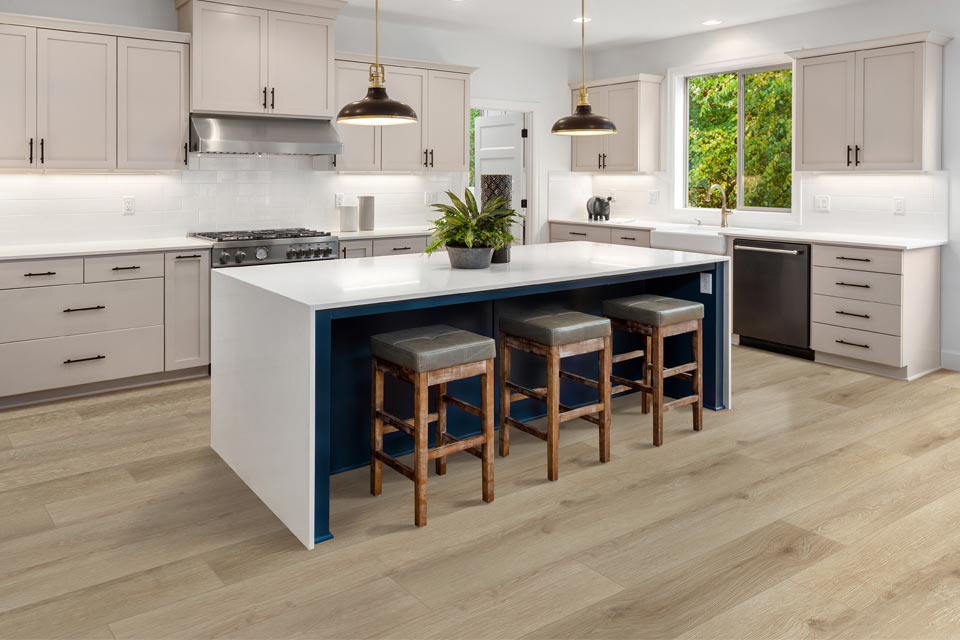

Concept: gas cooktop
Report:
left=192, top=228, right=340, bottom=267
left=192, top=228, right=334, bottom=243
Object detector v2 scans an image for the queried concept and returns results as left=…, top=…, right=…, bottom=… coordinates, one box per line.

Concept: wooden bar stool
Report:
left=498, top=309, right=613, bottom=481
left=370, top=325, right=496, bottom=527
left=603, top=295, right=705, bottom=447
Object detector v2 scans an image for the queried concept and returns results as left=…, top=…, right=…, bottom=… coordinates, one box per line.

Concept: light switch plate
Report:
left=893, top=197, right=906, bottom=215
left=700, top=273, right=713, bottom=295
left=649, top=190, right=660, bottom=205
left=815, top=195, right=831, bottom=212
left=122, top=196, right=135, bottom=215
left=334, top=193, right=345, bottom=207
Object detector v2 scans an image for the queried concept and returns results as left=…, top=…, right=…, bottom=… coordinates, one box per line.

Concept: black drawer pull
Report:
left=569, top=232, right=588, bottom=236
left=836, top=282, right=871, bottom=289
left=836, top=339, right=870, bottom=349
left=63, top=305, right=106, bottom=313
left=836, top=256, right=871, bottom=262
left=24, top=271, right=56, bottom=277
left=64, top=355, right=106, bottom=364
left=111, top=266, right=141, bottom=271
left=392, top=247, right=412, bottom=251
left=176, top=254, right=202, bottom=260
left=620, top=236, right=637, bottom=241
left=836, top=310, right=870, bottom=319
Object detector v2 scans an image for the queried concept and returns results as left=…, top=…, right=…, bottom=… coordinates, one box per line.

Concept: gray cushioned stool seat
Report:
left=499, top=308, right=611, bottom=346
left=603, top=294, right=704, bottom=327
left=371, top=325, right=496, bottom=372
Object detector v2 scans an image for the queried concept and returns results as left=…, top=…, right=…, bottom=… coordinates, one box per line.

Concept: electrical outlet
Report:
left=122, top=196, right=136, bottom=215
left=815, top=195, right=831, bottom=212
left=334, top=193, right=345, bottom=207
left=700, top=273, right=713, bottom=295
left=893, top=197, right=906, bottom=215
left=649, top=190, right=661, bottom=205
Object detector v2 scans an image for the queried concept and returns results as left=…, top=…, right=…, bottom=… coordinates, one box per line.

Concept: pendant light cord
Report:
left=579, top=0, right=588, bottom=106
left=376, top=0, right=380, bottom=67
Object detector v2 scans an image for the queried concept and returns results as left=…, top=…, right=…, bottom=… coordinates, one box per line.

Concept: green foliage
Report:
left=425, top=189, right=522, bottom=254
left=687, top=69, right=793, bottom=210
left=469, top=108, right=483, bottom=187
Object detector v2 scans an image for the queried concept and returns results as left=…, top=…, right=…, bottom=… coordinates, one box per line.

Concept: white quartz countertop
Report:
left=214, top=241, right=728, bottom=311
left=549, top=218, right=946, bottom=251
left=0, top=237, right=214, bottom=261
left=337, top=226, right=433, bottom=240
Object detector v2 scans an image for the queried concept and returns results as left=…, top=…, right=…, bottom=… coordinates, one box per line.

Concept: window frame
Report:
left=684, top=63, right=793, bottom=214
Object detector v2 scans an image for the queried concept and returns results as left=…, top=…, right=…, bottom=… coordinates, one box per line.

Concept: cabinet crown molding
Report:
left=175, top=0, right=345, bottom=19
left=787, top=31, right=952, bottom=59
left=568, top=73, right=664, bottom=91
left=336, top=51, right=477, bottom=75
left=0, top=11, right=190, bottom=43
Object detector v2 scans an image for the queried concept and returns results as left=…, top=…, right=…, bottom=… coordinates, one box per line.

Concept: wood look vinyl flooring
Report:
left=2, top=346, right=960, bottom=639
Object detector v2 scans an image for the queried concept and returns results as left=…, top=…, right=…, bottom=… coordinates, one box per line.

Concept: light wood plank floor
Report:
left=2, top=346, right=960, bottom=639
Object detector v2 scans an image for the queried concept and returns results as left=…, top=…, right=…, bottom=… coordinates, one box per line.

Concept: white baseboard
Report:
left=942, top=350, right=960, bottom=372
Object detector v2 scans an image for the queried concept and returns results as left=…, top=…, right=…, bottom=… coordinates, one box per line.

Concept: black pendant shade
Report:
left=552, top=103, right=618, bottom=136
left=337, top=86, right=418, bottom=126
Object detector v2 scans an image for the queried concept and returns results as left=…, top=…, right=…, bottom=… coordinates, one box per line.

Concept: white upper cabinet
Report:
left=570, top=77, right=662, bottom=173
left=380, top=67, right=427, bottom=171
left=334, top=61, right=380, bottom=171
left=791, top=34, right=947, bottom=172
left=118, top=39, right=190, bottom=170
left=268, top=12, right=335, bottom=117
left=0, top=25, right=36, bottom=169
left=183, top=0, right=337, bottom=119
left=37, top=30, right=117, bottom=170
left=189, top=1, right=269, bottom=114
left=426, top=70, right=469, bottom=172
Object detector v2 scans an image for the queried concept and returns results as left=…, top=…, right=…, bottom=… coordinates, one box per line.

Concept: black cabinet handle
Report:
left=855, top=145, right=861, bottom=166
left=836, top=256, right=871, bottom=263
left=332, top=154, right=337, bottom=168
left=847, top=145, right=852, bottom=167
left=29, top=138, right=34, bottom=164
left=836, top=282, right=871, bottom=289
left=63, top=305, right=106, bottom=313
left=602, top=154, right=607, bottom=169
left=64, top=355, right=106, bottom=364
left=262, top=87, right=268, bottom=109
left=112, top=266, right=140, bottom=271
left=620, top=236, right=637, bottom=241
left=424, top=149, right=429, bottom=167
left=176, top=254, right=202, bottom=260
left=342, top=246, right=347, bottom=258
left=598, top=153, right=602, bottom=170
left=429, top=149, right=434, bottom=168
left=836, top=310, right=870, bottom=319
left=391, top=247, right=412, bottom=251
left=569, top=231, right=588, bottom=237
left=271, top=87, right=275, bottom=110
left=184, top=142, right=188, bottom=166
left=24, top=271, right=56, bottom=277
left=836, top=339, right=870, bottom=349
left=40, top=138, right=44, bottom=164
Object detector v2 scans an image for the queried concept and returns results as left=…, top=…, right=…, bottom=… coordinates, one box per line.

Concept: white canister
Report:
left=358, top=196, right=376, bottom=231
left=339, top=205, right=359, bottom=232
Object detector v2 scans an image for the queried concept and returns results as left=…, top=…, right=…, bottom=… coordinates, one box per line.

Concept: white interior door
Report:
left=475, top=112, right=526, bottom=244
left=426, top=70, right=469, bottom=172
left=118, top=39, right=189, bottom=170
left=380, top=66, right=426, bottom=172
left=268, top=12, right=334, bottom=118
left=37, top=29, right=116, bottom=170
left=856, top=43, right=924, bottom=170
left=0, top=25, right=36, bottom=169
left=795, top=53, right=856, bottom=171
left=334, top=61, right=380, bottom=171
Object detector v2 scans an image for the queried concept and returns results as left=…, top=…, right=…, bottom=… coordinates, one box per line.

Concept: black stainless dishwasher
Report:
left=733, top=239, right=812, bottom=358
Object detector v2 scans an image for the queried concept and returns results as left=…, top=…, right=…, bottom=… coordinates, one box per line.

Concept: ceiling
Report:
left=341, top=0, right=867, bottom=49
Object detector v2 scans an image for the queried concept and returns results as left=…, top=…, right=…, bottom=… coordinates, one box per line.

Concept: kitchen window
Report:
left=686, top=66, right=793, bottom=212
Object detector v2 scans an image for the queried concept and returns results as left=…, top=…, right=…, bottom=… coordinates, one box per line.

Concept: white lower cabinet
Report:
left=340, top=240, right=373, bottom=259
left=373, top=236, right=427, bottom=256
left=548, top=222, right=650, bottom=247
left=164, top=251, right=211, bottom=371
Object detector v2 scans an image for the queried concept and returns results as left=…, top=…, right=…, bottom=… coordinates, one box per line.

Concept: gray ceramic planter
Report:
left=447, top=246, right=494, bottom=269
left=492, top=245, right=511, bottom=264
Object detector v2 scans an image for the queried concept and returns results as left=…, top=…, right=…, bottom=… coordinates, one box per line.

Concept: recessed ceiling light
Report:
left=573, top=16, right=592, bottom=23
left=701, top=19, right=722, bottom=26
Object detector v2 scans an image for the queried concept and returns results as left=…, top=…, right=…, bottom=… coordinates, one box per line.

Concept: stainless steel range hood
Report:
left=190, top=114, right=343, bottom=156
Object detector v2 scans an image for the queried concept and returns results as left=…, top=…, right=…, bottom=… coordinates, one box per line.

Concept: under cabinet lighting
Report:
left=701, top=19, right=723, bottom=26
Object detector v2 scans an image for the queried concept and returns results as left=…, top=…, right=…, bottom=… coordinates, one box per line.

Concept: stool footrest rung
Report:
left=506, top=381, right=602, bottom=426
left=664, top=395, right=699, bottom=411
left=505, top=416, right=548, bottom=441
left=559, top=369, right=598, bottom=389
left=441, top=394, right=483, bottom=418
left=612, top=348, right=646, bottom=364
left=373, top=451, right=415, bottom=481
left=430, top=432, right=487, bottom=460
left=611, top=374, right=652, bottom=394
left=378, top=410, right=439, bottom=436
left=663, top=362, right=698, bottom=379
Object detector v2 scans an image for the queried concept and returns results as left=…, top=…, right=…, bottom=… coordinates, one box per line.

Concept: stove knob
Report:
left=313, top=247, right=324, bottom=258
left=219, top=251, right=231, bottom=265
left=322, top=247, right=333, bottom=258
left=298, top=247, right=309, bottom=258
left=234, top=251, right=246, bottom=264
left=255, top=247, right=269, bottom=261
left=286, top=247, right=297, bottom=259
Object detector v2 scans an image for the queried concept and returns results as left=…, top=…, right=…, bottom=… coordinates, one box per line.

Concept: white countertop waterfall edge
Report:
left=214, top=241, right=729, bottom=311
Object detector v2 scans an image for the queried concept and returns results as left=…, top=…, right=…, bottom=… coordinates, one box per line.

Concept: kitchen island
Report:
left=210, top=242, right=730, bottom=549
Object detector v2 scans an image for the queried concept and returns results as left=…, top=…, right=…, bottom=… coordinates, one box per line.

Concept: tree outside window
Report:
left=687, top=67, right=792, bottom=211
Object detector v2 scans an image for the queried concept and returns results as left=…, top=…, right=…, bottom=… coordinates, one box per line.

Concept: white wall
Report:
left=581, top=0, right=959, bottom=369
left=0, top=0, right=177, bottom=30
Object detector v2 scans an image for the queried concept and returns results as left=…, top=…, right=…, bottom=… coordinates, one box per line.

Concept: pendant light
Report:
left=552, top=0, right=617, bottom=136
left=337, top=0, right=417, bottom=126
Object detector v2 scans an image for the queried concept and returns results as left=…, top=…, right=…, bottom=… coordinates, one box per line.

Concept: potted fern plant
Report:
left=425, top=189, right=521, bottom=269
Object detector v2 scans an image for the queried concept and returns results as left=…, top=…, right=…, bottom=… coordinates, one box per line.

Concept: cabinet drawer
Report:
left=84, top=252, right=164, bottom=282
left=811, top=294, right=902, bottom=336
left=0, top=326, right=164, bottom=398
left=373, top=236, right=427, bottom=256
left=811, top=322, right=902, bottom=368
left=811, top=266, right=902, bottom=305
left=812, top=244, right=902, bottom=275
left=549, top=223, right=612, bottom=243
left=611, top=230, right=651, bottom=247
left=0, top=258, right=84, bottom=290
left=0, top=279, right=163, bottom=344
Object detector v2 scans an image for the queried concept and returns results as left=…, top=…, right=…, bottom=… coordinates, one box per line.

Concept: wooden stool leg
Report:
left=414, top=372, right=430, bottom=527
left=652, top=327, right=665, bottom=447
left=435, top=383, right=448, bottom=475
left=598, top=335, right=612, bottom=464
left=371, top=360, right=384, bottom=496
left=546, top=346, right=561, bottom=481
left=642, top=334, right=652, bottom=415
left=498, top=335, right=511, bottom=457
left=693, top=319, right=704, bottom=432
left=482, top=358, right=495, bottom=503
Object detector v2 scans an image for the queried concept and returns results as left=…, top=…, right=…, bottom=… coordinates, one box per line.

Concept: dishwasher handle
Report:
left=734, top=245, right=803, bottom=256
